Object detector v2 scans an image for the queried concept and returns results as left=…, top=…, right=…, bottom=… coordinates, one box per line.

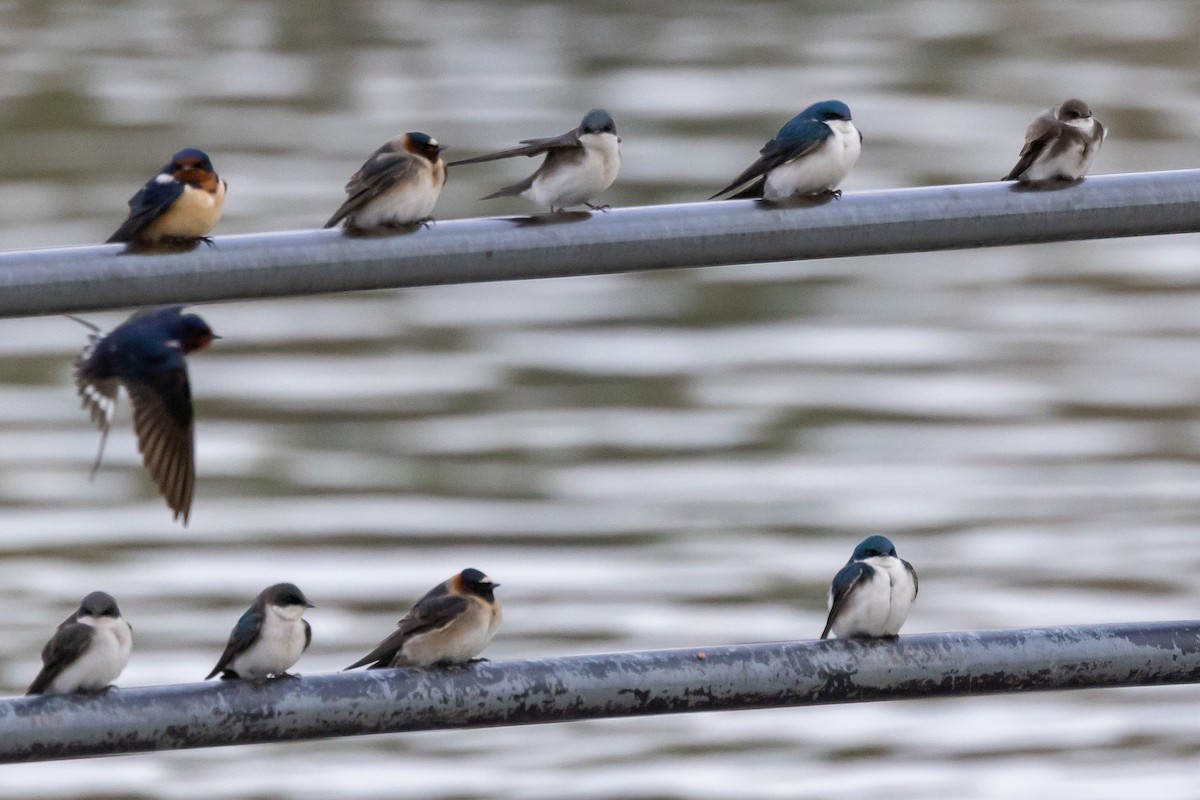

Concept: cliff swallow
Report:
left=324, top=132, right=447, bottom=232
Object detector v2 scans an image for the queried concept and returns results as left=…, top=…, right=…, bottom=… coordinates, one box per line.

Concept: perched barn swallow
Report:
left=206, top=583, right=313, bottom=681
left=345, top=568, right=502, bottom=669
left=711, top=100, right=861, bottom=200
left=821, top=535, right=917, bottom=639
left=324, top=132, right=447, bottom=232
left=107, top=148, right=226, bottom=248
left=1002, top=99, right=1106, bottom=182
left=27, top=591, right=132, bottom=695
left=72, top=306, right=218, bottom=525
left=449, top=109, right=621, bottom=212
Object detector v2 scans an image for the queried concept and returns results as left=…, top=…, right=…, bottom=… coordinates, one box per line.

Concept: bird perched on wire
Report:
left=72, top=306, right=219, bottom=525
left=345, top=568, right=502, bottom=669
left=206, top=583, right=314, bottom=681
left=448, top=109, right=621, bottom=213
left=27, top=591, right=132, bottom=695
left=324, top=132, right=447, bottom=232
left=711, top=100, right=861, bottom=201
left=821, top=535, right=917, bottom=639
left=107, top=148, right=226, bottom=250
left=1002, top=98, right=1106, bottom=182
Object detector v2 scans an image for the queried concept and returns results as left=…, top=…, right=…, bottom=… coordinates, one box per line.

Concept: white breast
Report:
left=524, top=132, right=621, bottom=210
left=227, top=605, right=309, bottom=679
left=48, top=617, right=132, bottom=694
left=763, top=119, right=861, bottom=200
left=354, top=165, right=443, bottom=227
left=828, top=555, right=915, bottom=638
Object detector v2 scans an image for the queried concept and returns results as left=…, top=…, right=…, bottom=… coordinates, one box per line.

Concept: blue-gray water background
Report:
left=2, top=1, right=1200, bottom=797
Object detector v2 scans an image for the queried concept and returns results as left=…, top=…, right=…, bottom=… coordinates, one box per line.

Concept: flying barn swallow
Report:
left=206, top=584, right=313, bottom=681
left=324, top=132, right=447, bottom=232
left=449, top=109, right=621, bottom=212
left=821, top=535, right=917, bottom=640
left=711, top=100, right=861, bottom=200
left=72, top=306, right=218, bottom=525
left=345, top=568, right=502, bottom=670
left=1002, top=99, right=1106, bottom=182
left=27, top=591, right=132, bottom=695
left=107, top=148, right=226, bottom=249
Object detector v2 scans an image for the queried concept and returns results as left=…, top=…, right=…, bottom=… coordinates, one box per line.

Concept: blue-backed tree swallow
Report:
left=324, top=132, right=447, bottom=232
left=206, top=583, right=313, bottom=680
left=345, top=568, right=502, bottom=669
left=107, top=148, right=226, bottom=249
left=72, top=306, right=218, bottom=525
left=448, top=109, right=621, bottom=212
left=711, top=100, right=861, bottom=200
left=27, top=591, right=132, bottom=695
left=821, top=535, right=918, bottom=639
left=1002, top=99, right=1106, bottom=182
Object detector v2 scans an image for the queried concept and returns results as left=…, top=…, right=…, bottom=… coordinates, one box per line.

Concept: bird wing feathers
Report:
left=324, top=145, right=428, bottom=228
left=448, top=128, right=581, bottom=166
left=124, top=365, right=195, bottom=524
left=107, top=179, right=185, bottom=243
left=711, top=118, right=833, bottom=199
left=820, top=561, right=871, bottom=639
left=206, top=604, right=265, bottom=679
left=344, top=594, right=470, bottom=670
left=27, top=622, right=94, bottom=694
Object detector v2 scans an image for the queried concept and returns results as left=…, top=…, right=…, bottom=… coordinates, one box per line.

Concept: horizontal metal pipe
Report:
left=0, top=170, right=1197, bottom=318
left=0, top=620, right=1196, bottom=763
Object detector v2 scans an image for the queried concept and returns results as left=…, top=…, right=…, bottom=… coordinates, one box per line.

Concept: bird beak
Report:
left=306, top=602, right=315, bottom=608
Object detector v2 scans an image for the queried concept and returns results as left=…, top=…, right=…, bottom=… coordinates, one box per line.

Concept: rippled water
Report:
left=1, top=1, right=1200, bottom=798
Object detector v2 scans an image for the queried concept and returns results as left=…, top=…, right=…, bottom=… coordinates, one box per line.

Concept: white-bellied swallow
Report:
left=324, top=132, right=447, bottom=232
left=206, top=583, right=313, bottom=680
left=27, top=591, right=132, bottom=695
left=1003, top=99, right=1106, bottom=182
left=711, top=100, right=861, bottom=200
left=449, top=109, right=620, bottom=212
left=345, top=568, right=501, bottom=669
left=821, top=535, right=917, bottom=639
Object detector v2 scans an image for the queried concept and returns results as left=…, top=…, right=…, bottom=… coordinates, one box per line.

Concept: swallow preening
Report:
left=73, top=306, right=218, bottom=525
left=1003, top=98, right=1106, bottom=183
left=324, top=132, right=447, bottom=232
left=108, top=148, right=226, bottom=250
left=206, top=584, right=313, bottom=681
left=821, top=535, right=917, bottom=640
left=27, top=591, right=132, bottom=695
left=345, top=568, right=502, bottom=670
left=711, top=100, right=861, bottom=201
left=449, top=109, right=621, bottom=213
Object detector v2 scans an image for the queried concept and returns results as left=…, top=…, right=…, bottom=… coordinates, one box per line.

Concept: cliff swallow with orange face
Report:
left=324, top=132, right=447, bottom=232
left=1003, top=99, right=1106, bottom=182
left=73, top=306, right=219, bottom=525
left=107, top=148, right=226, bottom=249
left=345, top=568, right=502, bottom=669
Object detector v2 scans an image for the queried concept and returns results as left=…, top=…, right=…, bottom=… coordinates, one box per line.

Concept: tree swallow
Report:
left=711, top=100, right=862, bottom=200
left=206, top=583, right=314, bottom=681
left=345, top=568, right=502, bottom=669
left=324, top=132, right=447, bottom=232
left=27, top=591, right=132, bottom=695
left=107, top=148, right=227, bottom=249
left=448, top=109, right=621, bottom=212
left=1002, top=99, right=1106, bottom=182
left=820, top=535, right=918, bottom=639
left=72, top=305, right=219, bottom=525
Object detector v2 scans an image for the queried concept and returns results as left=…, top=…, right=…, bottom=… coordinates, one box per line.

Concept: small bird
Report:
left=711, top=100, right=862, bottom=200
left=324, top=132, right=447, bottom=232
left=448, top=109, right=621, bottom=212
left=27, top=591, right=133, bottom=695
left=345, top=568, right=502, bottom=670
left=206, top=583, right=314, bottom=681
left=107, top=148, right=227, bottom=248
left=1002, top=99, right=1106, bottom=182
left=821, top=535, right=918, bottom=640
left=72, top=306, right=219, bottom=525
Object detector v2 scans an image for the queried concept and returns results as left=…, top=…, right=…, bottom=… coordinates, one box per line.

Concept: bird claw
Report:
left=585, top=202, right=611, bottom=212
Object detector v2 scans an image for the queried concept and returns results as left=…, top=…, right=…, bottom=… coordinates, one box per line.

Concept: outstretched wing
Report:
left=820, top=561, right=872, bottom=639
left=324, top=144, right=426, bottom=228
left=205, top=604, right=264, bottom=680
left=448, top=129, right=581, bottom=166
left=344, top=594, right=470, bottom=670
left=107, top=179, right=185, bottom=243
left=711, top=118, right=833, bottom=199
left=74, top=337, right=121, bottom=478
left=124, top=360, right=196, bottom=524
left=27, top=622, right=94, bottom=694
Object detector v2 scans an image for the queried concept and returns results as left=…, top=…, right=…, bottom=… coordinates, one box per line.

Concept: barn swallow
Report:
left=27, top=591, right=132, bottom=695
left=72, top=306, right=218, bottom=525
left=449, top=109, right=621, bottom=212
left=1002, top=99, right=1106, bottom=182
left=711, top=100, right=861, bottom=200
left=821, top=535, right=917, bottom=639
left=206, top=583, right=313, bottom=680
left=324, top=132, right=447, bottom=232
left=107, top=148, right=226, bottom=248
left=345, top=568, right=501, bottom=669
